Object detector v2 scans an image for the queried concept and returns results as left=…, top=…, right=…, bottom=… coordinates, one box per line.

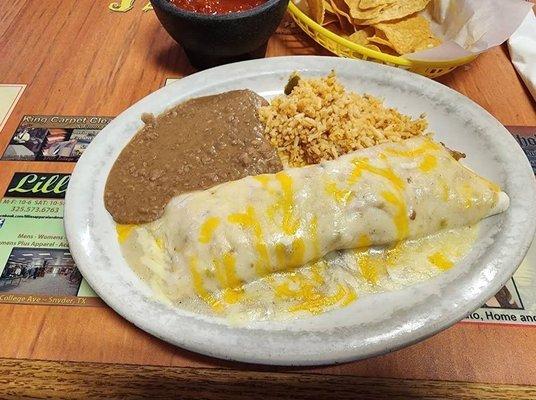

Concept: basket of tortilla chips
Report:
left=288, top=0, right=476, bottom=78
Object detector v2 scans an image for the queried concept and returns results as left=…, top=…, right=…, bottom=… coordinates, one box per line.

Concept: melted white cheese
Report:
left=121, top=223, right=478, bottom=321
left=117, top=136, right=507, bottom=321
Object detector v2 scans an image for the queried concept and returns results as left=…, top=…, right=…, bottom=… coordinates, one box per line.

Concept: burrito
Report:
left=120, top=136, right=508, bottom=308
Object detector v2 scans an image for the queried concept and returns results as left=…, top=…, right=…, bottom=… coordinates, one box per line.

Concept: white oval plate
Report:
left=65, top=56, right=536, bottom=366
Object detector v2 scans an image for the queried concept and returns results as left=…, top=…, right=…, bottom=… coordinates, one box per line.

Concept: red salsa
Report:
left=169, top=0, right=268, bottom=14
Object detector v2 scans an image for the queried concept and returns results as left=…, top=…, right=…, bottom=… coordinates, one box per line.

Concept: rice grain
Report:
left=258, top=72, right=428, bottom=167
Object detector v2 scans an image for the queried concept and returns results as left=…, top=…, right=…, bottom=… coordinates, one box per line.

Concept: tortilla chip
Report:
left=346, top=0, right=386, bottom=20
left=368, top=30, right=396, bottom=49
left=364, top=44, right=382, bottom=51
left=329, top=0, right=357, bottom=33
left=340, top=18, right=358, bottom=34
left=361, top=0, right=431, bottom=25
left=372, top=43, right=399, bottom=55
left=327, top=23, right=353, bottom=38
left=368, top=36, right=395, bottom=48
left=322, top=11, right=339, bottom=26
left=330, top=0, right=352, bottom=21
left=346, top=27, right=375, bottom=45
left=345, top=28, right=396, bottom=55
left=374, top=14, right=441, bottom=54
left=305, top=0, right=437, bottom=58
left=358, top=0, right=395, bottom=10
left=307, top=0, right=325, bottom=24
left=323, top=20, right=340, bottom=31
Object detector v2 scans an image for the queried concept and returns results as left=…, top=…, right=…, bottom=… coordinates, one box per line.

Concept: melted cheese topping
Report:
left=383, top=139, right=442, bottom=158
left=199, top=217, right=220, bottom=243
left=121, top=222, right=478, bottom=321
left=357, top=255, right=380, bottom=284
left=116, top=224, right=136, bottom=243
left=325, top=180, right=354, bottom=204
left=381, top=191, right=409, bottom=240
left=275, top=172, right=299, bottom=235
left=309, top=215, right=320, bottom=257
left=189, top=256, right=222, bottom=313
left=228, top=206, right=270, bottom=275
left=348, top=158, right=405, bottom=189
left=356, top=234, right=372, bottom=248
left=419, top=154, right=437, bottom=172
left=428, top=252, right=453, bottom=270
left=118, top=136, right=506, bottom=322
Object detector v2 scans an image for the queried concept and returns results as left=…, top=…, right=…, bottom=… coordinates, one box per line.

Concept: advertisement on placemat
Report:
left=0, top=172, right=100, bottom=306
left=0, top=114, right=113, bottom=306
left=1, top=115, right=112, bottom=162
left=463, top=126, right=536, bottom=326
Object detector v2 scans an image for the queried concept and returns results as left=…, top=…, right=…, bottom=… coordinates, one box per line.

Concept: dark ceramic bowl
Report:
left=150, top=0, right=290, bottom=69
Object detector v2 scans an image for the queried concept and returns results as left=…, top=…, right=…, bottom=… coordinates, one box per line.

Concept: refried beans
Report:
left=104, top=90, right=283, bottom=224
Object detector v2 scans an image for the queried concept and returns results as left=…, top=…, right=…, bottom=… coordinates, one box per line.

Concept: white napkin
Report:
left=508, top=9, right=536, bottom=101
left=409, top=0, right=534, bottom=60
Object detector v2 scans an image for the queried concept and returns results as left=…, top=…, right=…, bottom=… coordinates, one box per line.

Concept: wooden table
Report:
left=0, top=1, right=535, bottom=398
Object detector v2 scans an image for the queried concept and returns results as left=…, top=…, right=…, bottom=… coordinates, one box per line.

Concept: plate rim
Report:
left=64, top=55, right=536, bottom=366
